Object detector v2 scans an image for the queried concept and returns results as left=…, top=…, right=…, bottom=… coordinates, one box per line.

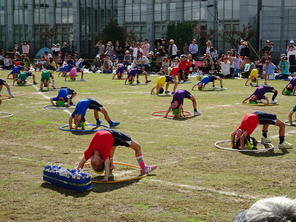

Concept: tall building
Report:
left=0, top=0, right=117, bottom=56
left=0, top=0, right=295, bottom=57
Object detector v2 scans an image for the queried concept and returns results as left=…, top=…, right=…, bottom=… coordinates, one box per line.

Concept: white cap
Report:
left=290, top=40, right=295, bottom=44
left=169, top=39, right=174, bottom=42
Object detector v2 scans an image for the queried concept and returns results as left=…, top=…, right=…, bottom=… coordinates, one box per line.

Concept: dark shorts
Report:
left=129, top=69, right=137, bottom=77
left=184, top=90, right=192, bottom=99
left=68, top=88, right=76, bottom=95
left=209, top=75, right=218, bottom=82
left=0, top=78, right=6, bottom=85
left=26, top=72, right=33, bottom=77
left=89, top=99, right=103, bottom=111
left=254, top=111, right=277, bottom=125
left=264, top=86, right=275, bottom=93
left=109, top=129, right=132, bottom=147
left=165, top=76, right=174, bottom=83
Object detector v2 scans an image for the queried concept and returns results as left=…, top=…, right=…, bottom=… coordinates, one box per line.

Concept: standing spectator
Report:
left=21, top=41, right=30, bottom=55
left=168, top=39, right=178, bottom=60
left=182, top=42, right=189, bottom=55
left=114, top=40, right=124, bottom=62
left=237, top=39, right=245, bottom=56
left=189, top=39, right=199, bottom=60
left=95, top=40, right=105, bottom=57
left=261, top=40, right=273, bottom=55
left=61, top=42, right=70, bottom=60
left=287, top=45, right=296, bottom=74
left=131, top=42, right=143, bottom=60
left=134, top=52, right=151, bottom=84
left=13, top=42, right=20, bottom=54
left=240, top=41, right=250, bottom=58
left=122, top=41, right=130, bottom=53
left=205, top=40, right=212, bottom=54
left=141, top=39, right=150, bottom=57
left=287, top=40, right=296, bottom=51
left=105, top=41, right=114, bottom=58
left=51, top=43, right=60, bottom=61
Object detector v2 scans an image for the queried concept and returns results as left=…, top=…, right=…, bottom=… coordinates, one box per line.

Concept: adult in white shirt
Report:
left=22, top=41, right=30, bottom=54
left=287, top=45, right=296, bottom=73
left=168, top=39, right=178, bottom=59
left=141, top=39, right=150, bottom=57
left=205, top=40, right=212, bottom=54
left=132, top=42, right=143, bottom=59
left=220, top=56, right=233, bottom=78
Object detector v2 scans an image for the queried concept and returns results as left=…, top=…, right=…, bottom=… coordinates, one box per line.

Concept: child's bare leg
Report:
left=100, top=108, right=111, bottom=122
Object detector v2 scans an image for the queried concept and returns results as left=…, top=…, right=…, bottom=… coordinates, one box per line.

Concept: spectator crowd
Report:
left=0, top=38, right=296, bottom=83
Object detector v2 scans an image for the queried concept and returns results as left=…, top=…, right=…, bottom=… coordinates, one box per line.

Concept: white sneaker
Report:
left=256, top=100, right=263, bottom=103
left=194, top=111, right=201, bottom=116
left=278, top=141, right=293, bottom=149
left=261, top=137, right=271, bottom=144
left=270, top=100, right=277, bottom=104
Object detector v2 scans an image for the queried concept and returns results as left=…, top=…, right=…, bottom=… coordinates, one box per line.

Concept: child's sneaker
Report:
left=109, top=120, right=120, bottom=128
left=194, top=111, right=201, bottom=116
left=278, top=141, right=293, bottom=150
left=140, top=165, right=157, bottom=175
left=33, top=81, right=37, bottom=85
left=137, top=80, right=140, bottom=84
left=261, top=137, right=271, bottom=144
left=165, top=90, right=170, bottom=94
left=270, top=100, right=277, bottom=104
left=96, top=119, right=102, bottom=126
left=145, top=80, right=151, bottom=84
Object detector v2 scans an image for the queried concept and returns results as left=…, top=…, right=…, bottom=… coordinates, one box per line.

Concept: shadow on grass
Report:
left=70, top=131, right=97, bottom=135
left=41, top=175, right=155, bottom=196
left=241, top=149, right=289, bottom=157
left=172, top=115, right=199, bottom=121
left=41, top=182, right=91, bottom=197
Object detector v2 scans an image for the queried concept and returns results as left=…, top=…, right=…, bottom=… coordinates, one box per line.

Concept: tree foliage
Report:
left=166, top=21, right=196, bottom=48
left=220, top=23, right=255, bottom=49
left=99, top=20, right=137, bottom=44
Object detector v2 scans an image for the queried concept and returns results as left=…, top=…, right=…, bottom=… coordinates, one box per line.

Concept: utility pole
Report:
left=256, top=0, right=262, bottom=51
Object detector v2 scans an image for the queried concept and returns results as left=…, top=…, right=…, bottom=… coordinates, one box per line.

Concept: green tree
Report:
left=166, top=21, right=196, bottom=48
left=99, top=20, right=137, bottom=45
left=220, top=23, right=255, bottom=49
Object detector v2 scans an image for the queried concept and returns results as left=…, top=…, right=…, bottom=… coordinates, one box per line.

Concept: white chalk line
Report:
left=148, top=179, right=260, bottom=200
left=30, top=83, right=72, bottom=116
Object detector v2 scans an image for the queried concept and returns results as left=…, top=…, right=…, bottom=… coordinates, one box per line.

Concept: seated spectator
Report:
left=241, top=57, right=255, bottom=78
left=277, top=54, right=290, bottom=80
left=91, top=56, right=102, bottom=73
left=102, top=56, right=113, bottom=73
left=218, top=56, right=233, bottom=78
left=3, top=54, right=13, bottom=70
left=34, top=56, right=47, bottom=71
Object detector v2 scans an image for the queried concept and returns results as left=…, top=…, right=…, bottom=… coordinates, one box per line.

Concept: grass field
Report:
left=0, top=70, right=295, bottom=222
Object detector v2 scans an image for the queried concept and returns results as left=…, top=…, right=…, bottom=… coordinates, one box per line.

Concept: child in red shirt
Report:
left=231, top=111, right=293, bottom=150
left=77, top=129, right=157, bottom=181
